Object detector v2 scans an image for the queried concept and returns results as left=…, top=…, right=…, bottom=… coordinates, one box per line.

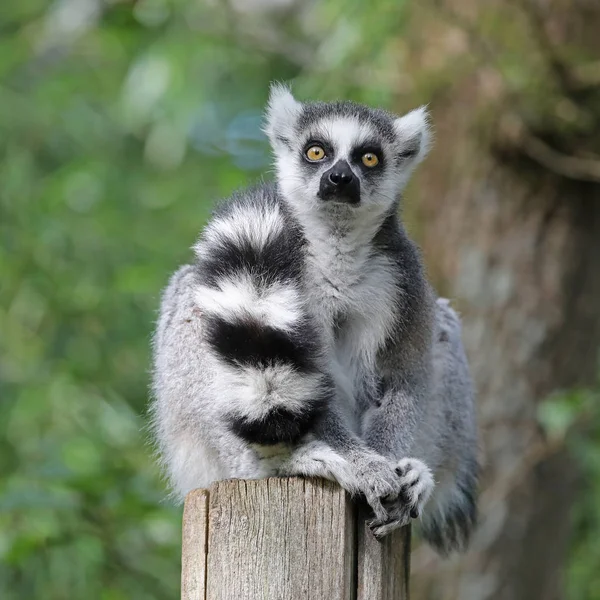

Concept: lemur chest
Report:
left=305, top=248, right=398, bottom=367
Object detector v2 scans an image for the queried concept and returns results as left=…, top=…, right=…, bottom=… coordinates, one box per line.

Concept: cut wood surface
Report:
left=181, top=477, right=409, bottom=600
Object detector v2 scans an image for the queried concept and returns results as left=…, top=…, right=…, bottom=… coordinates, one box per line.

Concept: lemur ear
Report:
left=393, top=106, right=432, bottom=164
left=263, top=82, right=302, bottom=149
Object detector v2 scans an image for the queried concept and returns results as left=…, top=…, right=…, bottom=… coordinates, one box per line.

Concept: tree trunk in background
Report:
left=407, top=1, right=600, bottom=598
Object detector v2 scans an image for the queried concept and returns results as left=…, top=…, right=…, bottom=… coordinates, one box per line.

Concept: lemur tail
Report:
left=420, top=464, right=479, bottom=555
left=422, top=297, right=479, bottom=554
left=193, top=192, right=331, bottom=445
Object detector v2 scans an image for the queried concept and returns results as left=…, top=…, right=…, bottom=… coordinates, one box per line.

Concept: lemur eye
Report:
left=306, top=146, right=326, bottom=162
left=361, top=153, right=380, bottom=168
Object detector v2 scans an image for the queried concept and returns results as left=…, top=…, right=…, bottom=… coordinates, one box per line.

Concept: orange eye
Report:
left=362, top=153, right=379, bottom=167
left=306, top=146, right=326, bottom=161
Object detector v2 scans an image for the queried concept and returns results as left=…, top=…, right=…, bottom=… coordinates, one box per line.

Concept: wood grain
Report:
left=205, top=477, right=355, bottom=600
left=181, top=478, right=409, bottom=600
left=357, top=507, right=410, bottom=600
left=182, top=489, right=209, bottom=600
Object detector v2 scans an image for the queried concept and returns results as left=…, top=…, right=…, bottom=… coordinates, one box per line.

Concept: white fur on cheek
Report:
left=276, top=150, right=323, bottom=213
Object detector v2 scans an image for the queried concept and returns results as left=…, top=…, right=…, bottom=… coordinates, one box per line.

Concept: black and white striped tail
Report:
left=193, top=187, right=331, bottom=445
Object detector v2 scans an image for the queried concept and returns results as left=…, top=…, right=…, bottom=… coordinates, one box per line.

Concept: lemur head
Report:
left=264, top=83, right=431, bottom=218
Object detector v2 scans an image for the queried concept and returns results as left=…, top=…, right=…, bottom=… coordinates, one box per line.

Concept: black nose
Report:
left=328, top=165, right=354, bottom=187
left=319, top=160, right=361, bottom=204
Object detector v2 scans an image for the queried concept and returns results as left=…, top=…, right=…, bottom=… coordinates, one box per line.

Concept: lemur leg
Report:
left=280, top=408, right=408, bottom=523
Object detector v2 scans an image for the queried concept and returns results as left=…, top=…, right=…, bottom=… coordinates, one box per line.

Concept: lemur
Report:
left=150, top=84, right=478, bottom=553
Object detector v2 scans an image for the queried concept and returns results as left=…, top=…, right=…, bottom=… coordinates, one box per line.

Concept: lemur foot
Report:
left=352, top=454, right=408, bottom=523
left=279, top=441, right=405, bottom=523
left=367, top=458, right=434, bottom=538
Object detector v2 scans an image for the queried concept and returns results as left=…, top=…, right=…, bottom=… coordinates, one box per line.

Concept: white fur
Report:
left=263, top=82, right=302, bottom=148
left=318, top=116, right=375, bottom=162
left=281, top=440, right=364, bottom=494
left=303, top=220, right=399, bottom=370
left=195, top=202, right=284, bottom=256
left=162, top=429, right=223, bottom=495
left=217, top=363, right=326, bottom=421
left=195, top=274, right=302, bottom=331
left=393, top=105, right=431, bottom=164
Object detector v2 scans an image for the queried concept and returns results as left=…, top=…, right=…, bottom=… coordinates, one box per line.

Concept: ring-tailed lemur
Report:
left=150, top=84, right=478, bottom=553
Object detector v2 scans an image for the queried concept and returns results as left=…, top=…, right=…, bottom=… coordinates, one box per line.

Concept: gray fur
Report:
left=150, top=84, right=478, bottom=554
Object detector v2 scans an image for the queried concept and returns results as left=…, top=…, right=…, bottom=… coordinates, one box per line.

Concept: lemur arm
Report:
left=281, top=401, right=405, bottom=523
left=357, top=288, right=437, bottom=536
left=362, top=369, right=430, bottom=458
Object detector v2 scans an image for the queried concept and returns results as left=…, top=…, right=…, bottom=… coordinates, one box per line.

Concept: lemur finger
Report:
left=369, top=517, right=408, bottom=539
left=395, top=458, right=435, bottom=507
left=366, top=495, right=388, bottom=523
left=382, top=488, right=410, bottom=510
left=369, top=502, right=419, bottom=530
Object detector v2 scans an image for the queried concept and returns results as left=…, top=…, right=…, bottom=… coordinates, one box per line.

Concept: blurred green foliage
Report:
left=539, top=390, right=600, bottom=600
left=0, top=1, right=280, bottom=597
left=1, top=1, right=599, bottom=599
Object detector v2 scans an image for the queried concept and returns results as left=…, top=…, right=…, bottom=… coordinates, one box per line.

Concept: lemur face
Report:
left=264, top=84, right=431, bottom=216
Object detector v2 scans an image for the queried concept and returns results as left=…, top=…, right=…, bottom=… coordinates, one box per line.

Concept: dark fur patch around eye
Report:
left=301, top=138, right=334, bottom=165
left=351, top=142, right=384, bottom=172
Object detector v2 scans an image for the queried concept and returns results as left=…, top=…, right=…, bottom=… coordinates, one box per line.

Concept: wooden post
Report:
left=182, top=477, right=410, bottom=600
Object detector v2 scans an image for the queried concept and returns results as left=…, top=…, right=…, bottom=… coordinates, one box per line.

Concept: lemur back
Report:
left=150, top=84, right=478, bottom=554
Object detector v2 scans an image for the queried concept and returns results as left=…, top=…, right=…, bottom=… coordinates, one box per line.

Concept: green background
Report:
left=1, top=1, right=599, bottom=598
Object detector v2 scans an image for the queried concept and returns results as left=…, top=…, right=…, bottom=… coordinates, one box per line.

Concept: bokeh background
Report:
left=1, top=1, right=599, bottom=599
